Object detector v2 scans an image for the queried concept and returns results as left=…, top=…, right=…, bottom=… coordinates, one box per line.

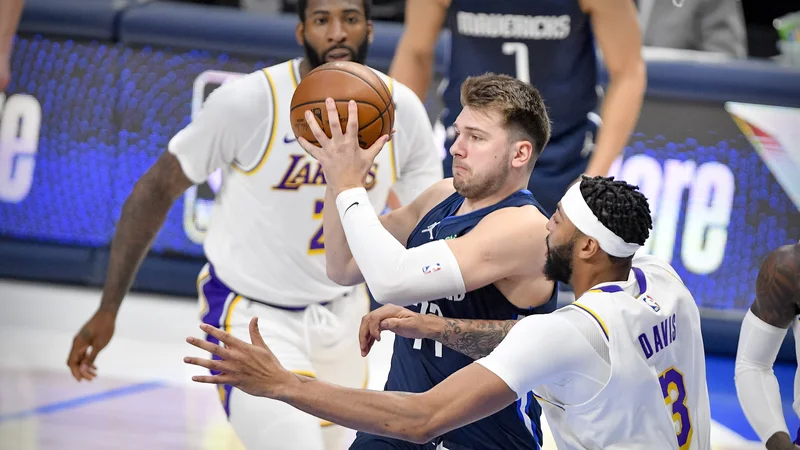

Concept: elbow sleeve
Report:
left=734, top=309, right=791, bottom=443
left=336, top=188, right=465, bottom=306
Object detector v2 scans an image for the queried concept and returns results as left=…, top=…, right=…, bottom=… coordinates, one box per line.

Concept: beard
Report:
left=543, top=235, right=575, bottom=284
left=303, top=35, right=370, bottom=70
left=452, top=154, right=510, bottom=200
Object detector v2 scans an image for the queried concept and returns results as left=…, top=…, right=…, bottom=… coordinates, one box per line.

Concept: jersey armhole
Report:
left=230, top=69, right=278, bottom=175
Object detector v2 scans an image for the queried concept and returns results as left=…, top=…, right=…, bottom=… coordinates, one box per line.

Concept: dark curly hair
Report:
left=579, top=176, right=653, bottom=264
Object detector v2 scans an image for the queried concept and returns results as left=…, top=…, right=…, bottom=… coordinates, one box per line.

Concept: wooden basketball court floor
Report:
left=0, top=279, right=796, bottom=450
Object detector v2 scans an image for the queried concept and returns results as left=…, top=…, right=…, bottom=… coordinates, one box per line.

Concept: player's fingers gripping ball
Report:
left=290, top=61, right=395, bottom=152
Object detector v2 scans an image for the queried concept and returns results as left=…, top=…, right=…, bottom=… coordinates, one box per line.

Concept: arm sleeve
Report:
left=476, top=313, right=603, bottom=399
left=336, top=187, right=466, bottom=306
left=734, top=309, right=792, bottom=443
left=389, top=81, right=444, bottom=205
left=167, top=73, right=273, bottom=184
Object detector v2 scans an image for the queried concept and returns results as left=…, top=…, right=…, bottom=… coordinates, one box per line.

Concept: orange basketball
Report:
left=290, top=61, right=395, bottom=149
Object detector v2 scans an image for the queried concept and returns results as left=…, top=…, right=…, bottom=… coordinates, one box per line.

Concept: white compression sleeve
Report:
left=336, top=188, right=466, bottom=306
left=734, top=309, right=791, bottom=443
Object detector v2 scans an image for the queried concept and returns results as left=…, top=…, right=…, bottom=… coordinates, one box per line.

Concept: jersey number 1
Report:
left=660, top=366, right=692, bottom=449
left=413, top=301, right=443, bottom=357
left=502, top=42, right=530, bottom=84
left=308, top=199, right=325, bottom=254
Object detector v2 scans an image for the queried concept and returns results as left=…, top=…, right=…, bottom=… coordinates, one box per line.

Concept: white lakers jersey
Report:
left=540, top=254, right=711, bottom=449
left=168, top=59, right=443, bottom=307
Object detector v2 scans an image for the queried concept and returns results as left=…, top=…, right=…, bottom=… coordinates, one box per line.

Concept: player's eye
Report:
left=470, top=135, right=481, bottom=142
left=314, top=18, right=327, bottom=25
left=346, top=15, right=360, bottom=24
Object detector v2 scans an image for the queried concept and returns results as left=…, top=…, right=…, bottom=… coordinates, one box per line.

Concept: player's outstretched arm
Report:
left=186, top=313, right=592, bottom=440
left=333, top=193, right=549, bottom=305
left=580, top=0, right=646, bottom=177
left=359, top=304, right=518, bottom=359
left=185, top=317, right=517, bottom=444
left=735, top=243, right=800, bottom=450
left=67, top=75, right=264, bottom=382
left=67, top=151, right=193, bottom=381
left=388, top=0, right=450, bottom=101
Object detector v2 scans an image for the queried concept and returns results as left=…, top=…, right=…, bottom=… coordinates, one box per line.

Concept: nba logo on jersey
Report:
left=640, top=294, right=661, bottom=312
left=422, top=263, right=442, bottom=274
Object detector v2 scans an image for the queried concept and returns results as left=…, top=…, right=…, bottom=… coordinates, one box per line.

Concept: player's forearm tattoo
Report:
left=751, top=244, right=800, bottom=329
left=100, top=153, right=190, bottom=314
left=430, top=319, right=519, bottom=360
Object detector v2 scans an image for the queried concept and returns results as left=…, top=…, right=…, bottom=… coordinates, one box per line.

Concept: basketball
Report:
left=290, top=61, right=395, bottom=149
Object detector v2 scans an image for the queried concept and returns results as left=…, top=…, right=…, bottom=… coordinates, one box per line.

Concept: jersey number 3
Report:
left=660, top=366, right=692, bottom=449
left=308, top=199, right=325, bottom=254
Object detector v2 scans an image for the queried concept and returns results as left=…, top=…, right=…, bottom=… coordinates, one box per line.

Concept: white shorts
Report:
left=197, top=263, right=370, bottom=449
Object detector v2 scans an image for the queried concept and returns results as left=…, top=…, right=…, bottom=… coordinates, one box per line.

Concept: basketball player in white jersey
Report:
left=65, top=0, right=442, bottom=448
left=183, top=175, right=712, bottom=449
left=735, top=242, right=800, bottom=450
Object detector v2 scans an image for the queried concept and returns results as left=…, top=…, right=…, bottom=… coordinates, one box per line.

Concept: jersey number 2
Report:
left=502, top=42, right=530, bottom=83
left=308, top=199, right=325, bottom=254
left=660, top=366, right=692, bottom=449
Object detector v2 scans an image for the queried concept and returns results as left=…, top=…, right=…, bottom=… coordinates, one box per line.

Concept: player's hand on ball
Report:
left=184, top=317, right=296, bottom=399
left=297, top=97, right=391, bottom=194
left=359, top=305, right=430, bottom=357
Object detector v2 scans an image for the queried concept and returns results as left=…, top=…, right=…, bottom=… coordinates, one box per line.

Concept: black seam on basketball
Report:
left=306, top=67, right=386, bottom=104
left=291, top=99, right=387, bottom=132
left=305, top=68, right=394, bottom=121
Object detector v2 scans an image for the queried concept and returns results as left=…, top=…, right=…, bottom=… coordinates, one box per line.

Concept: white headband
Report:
left=560, top=182, right=642, bottom=257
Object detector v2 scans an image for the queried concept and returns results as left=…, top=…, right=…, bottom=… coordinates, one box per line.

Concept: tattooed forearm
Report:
left=429, top=319, right=519, bottom=360
left=751, top=243, right=800, bottom=329
left=99, top=152, right=192, bottom=314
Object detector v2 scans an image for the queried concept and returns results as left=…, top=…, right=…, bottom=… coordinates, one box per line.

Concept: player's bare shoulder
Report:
left=752, top=242, right=800, bottom=328
left=484, top=202, right=548, bottom=233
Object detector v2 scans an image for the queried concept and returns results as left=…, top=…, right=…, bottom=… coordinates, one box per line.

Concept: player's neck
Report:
left=459, top=181, right=527, bottom=214
left=298, top=58, right=312, bottom=79
left=570, top=264, right=632, bottom=299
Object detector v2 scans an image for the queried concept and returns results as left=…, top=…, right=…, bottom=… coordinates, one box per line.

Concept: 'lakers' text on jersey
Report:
left=168, top=59, right=442, bottom=308
left=385, top=190, right=558, bottom=449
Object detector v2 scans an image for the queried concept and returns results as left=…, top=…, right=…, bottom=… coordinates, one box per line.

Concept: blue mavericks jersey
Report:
left=384, top=189, right=559, bottom=449
left=441, top=0, right=597, bottom=149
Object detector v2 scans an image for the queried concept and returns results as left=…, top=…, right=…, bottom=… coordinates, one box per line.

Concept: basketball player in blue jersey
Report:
left=390, top=0, right=646, bottom=216
left=184, top=175, right=712, bottom=450
left=321, top=73, right=557, bottom=449
left=735, top=242, right=800, bottom=450
left=65, top=1, right=442, bottom=449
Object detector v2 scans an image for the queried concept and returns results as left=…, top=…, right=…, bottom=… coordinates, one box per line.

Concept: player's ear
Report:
left=510, top=140, right=533, bottom=170
left=296, top=22, right=305, bottom=47
left=367, top=20, right=374, bottom=44
left=577, top=235, right=600, bottom=261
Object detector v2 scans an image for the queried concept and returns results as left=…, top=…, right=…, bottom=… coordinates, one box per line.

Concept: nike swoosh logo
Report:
left=284, top=134, right=298, bottom=144
left=344, top=202, right=359, bottom=216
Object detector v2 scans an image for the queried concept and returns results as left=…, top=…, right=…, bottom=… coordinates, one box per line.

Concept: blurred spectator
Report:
left=637, top=0, right=748, bottom=58
left=1, top=0, right=24, bottom=91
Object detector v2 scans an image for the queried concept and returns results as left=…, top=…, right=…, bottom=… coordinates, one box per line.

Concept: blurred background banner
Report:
left=1, top=0, right=799, bottom=352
